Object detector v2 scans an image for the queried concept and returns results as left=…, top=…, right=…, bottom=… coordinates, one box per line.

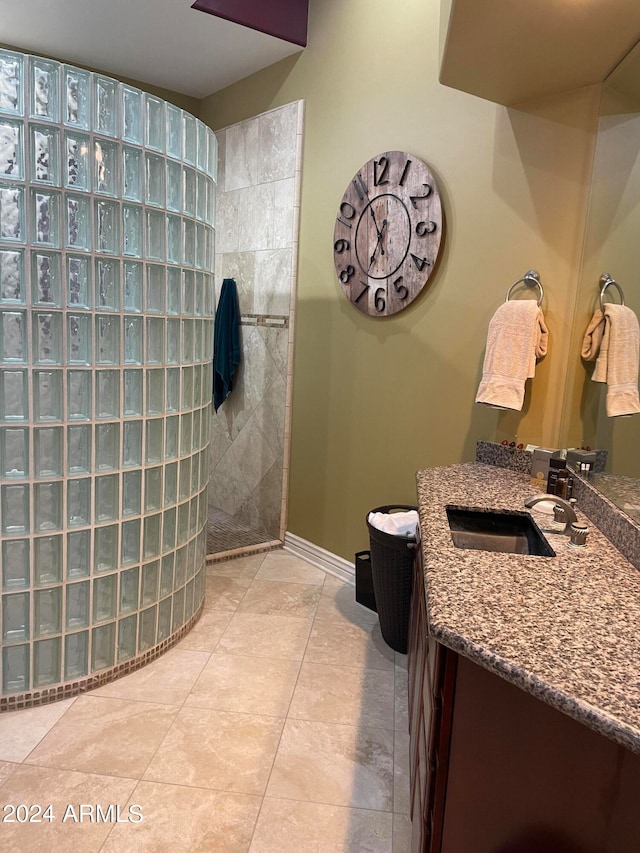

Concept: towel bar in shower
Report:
left=599, top=273, right=625, bottom=307
left=504, top=269, right=544, bottom=307
left=239, top=313, right=289, bottom=329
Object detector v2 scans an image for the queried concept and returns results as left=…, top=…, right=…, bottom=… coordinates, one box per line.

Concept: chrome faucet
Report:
left=524, top=494, right=578, bottom=535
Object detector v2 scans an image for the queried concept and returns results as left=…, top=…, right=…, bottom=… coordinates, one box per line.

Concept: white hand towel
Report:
left=475, top=300, right=548, bottom=411
left=368, top=510, right=418, bottom=538
left=581, top=304, right=640, bottom=417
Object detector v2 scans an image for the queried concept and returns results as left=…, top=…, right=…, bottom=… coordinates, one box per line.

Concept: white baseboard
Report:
left=283, top=532, right=355, bottom=585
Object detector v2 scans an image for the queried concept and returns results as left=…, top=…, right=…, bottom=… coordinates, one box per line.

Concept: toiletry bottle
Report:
left=547, top=458, right=565, bottom=495
left=555, top=467, right=571, bottom=499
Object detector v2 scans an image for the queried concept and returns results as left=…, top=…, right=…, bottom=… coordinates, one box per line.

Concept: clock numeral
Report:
left=393, top=276, right=408, bottom=300
left=411, top=254, right=430, bottom=272
left=337, top=201, right=357, bottom=229
left=352, top=174, right=368, bottom=201
left=374, top=287, right=386, bottom=313
left=354, top=281, right=370, bottom=304
left=339, top=265, right=355, bottom=284
left=374, top=157, right=390, bottom=186
left=416, top=220, right=437, bottom=237
left=399, top=160, right=412, bottom=187
left=334, top=238, right=350, bottom=253
left=410, top=183, right=432, bottom=208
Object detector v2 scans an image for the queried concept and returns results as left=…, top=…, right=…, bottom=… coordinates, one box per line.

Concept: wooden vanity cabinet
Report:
left=408, top=545, right=457, bottom=853
left=408, top=547, right=640, bottom=853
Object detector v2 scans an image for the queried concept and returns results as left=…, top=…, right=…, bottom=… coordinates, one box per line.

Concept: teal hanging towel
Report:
left=213, top=278, right=241, bottom=412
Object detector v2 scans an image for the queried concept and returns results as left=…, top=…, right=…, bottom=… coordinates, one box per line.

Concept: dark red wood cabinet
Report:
left=408, top=546, right=456, bottom=853
left=408, top=547, right=640, bottom=853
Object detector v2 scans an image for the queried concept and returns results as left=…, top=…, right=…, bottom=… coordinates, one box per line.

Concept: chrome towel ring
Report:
left=599, top=273, right=625, bottom=307
left=505, top=269, right=544, bottom=307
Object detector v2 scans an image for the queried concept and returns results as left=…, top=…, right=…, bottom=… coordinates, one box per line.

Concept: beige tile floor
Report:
left=0, top=549, right=411, bottom=852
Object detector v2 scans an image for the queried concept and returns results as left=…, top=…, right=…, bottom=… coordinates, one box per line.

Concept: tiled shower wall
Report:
left=209, top=101, right=303, bottom=542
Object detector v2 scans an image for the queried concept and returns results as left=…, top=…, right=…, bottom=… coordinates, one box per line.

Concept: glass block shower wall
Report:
left=0, top=50, right=216, bottom=706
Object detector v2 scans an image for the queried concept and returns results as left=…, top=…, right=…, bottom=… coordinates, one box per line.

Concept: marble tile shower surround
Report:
left=0, top=51, right=216, bottom=703
left=209, top=101, right=303, bottom=546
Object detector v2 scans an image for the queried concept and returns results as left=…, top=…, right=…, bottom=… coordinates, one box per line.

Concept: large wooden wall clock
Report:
left=333, top=151, right=443, bottom=316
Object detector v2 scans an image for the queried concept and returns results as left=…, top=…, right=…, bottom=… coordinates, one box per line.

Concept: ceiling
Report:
left=440, top=0, right=640, bottom=106
left=0, top=0, right=304, bottom=99
left=608, top=38, right=640, bottom=105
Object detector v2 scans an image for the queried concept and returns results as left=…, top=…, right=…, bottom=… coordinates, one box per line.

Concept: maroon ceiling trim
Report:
left=191, top=0, right=308, bottom=47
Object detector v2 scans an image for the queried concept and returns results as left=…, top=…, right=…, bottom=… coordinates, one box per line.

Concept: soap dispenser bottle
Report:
left=547, top=458, right=565, bottom=494
left=555, top=467, right=570, bottom=499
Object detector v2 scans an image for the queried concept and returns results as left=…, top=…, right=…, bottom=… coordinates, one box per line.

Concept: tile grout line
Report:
left=250, top=791, right=396, bottom=814
left=18, top=756, right=144, bottom=783
left=312, top=574, right=397, bottom=818
left=0, top=762, right=19, bottom=792
left=137, top=552, right=309, bottom=846
left=97, top=776, right=141, bottom=852
left=289, top=575, right=396, bottom=730
left=12, top=696, right=80, bottom=767
left=100, top=646, right=213, bottom=791
left=246, top=566, right=325, bottom=849
left=184, top=561, right=281, bottom=846
left=129, top=568, right=256, bottom=781
left=3, top=552, right=402, bottom=847
left=250, top=567, right=398, bottom=834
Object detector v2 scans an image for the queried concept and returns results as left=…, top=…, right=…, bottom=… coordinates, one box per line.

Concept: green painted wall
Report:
left=561, top=84, right=640, bottom=478
left=200, top=0, right=599, bottom=560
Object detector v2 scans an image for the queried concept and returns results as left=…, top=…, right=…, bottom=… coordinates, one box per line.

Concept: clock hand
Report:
left=368, top=219, right=388, bottom=271
left=369, top=232, right=383, bottom=270
left=369, top=206, right=385, bottom=249
left=356, top=173, right=387, bottom=251
left=376, top=218, right=388, bottom=257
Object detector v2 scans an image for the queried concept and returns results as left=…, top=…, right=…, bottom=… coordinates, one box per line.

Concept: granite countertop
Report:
left=416, top=462, right=640, bottom=754
left=588, top=472, right=640, bottom=525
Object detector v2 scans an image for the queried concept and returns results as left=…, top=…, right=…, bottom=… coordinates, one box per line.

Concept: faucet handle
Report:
left=553, top=498, right=578, bottom=525
left=569, top=522, right=589, bottom=547
left=553, top=504, right=567, bottom=525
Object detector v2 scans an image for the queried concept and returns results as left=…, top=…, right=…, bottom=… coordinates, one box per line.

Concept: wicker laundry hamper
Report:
left=366, top=504, right=417, bottom=654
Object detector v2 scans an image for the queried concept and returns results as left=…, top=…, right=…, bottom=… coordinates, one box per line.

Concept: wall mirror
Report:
left=562, top=40, right=640, bottom=522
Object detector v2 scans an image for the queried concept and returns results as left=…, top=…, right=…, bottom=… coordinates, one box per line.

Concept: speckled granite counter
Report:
left=588, top=472, right=640, bottom=524
left=416, top=462, right=640, bottom=754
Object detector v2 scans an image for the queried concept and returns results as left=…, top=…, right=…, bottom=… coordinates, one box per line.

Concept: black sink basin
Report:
left=446, top=506, right=555, bottom=557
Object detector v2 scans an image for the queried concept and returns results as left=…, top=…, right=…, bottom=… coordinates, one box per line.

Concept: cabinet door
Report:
left=428, top=648, right=457, bottom=853
left=410, top=599, right=427, bottom=733
left=439, top=654, right=620, bottom=852
left=411, top=778, right=425, bottom=853
left=408, top=551, right=427, bottom=811
left=423, top=638, right=444, bottom=754
left=408, top=547, right=425, bottom=716
left=409, top=546, right=458, bottom=853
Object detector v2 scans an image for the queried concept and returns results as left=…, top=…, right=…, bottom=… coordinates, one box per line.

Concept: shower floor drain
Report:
left=207, top=505, right=272, bottom=554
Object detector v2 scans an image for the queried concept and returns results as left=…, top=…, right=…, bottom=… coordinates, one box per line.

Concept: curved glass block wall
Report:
left=0, top=50, right=216, bottom=707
